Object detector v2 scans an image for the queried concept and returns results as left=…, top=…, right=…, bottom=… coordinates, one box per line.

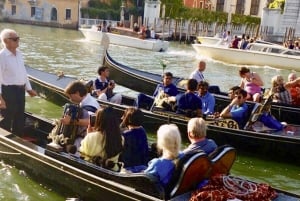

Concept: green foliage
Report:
left=80, top=8, right=119, bottom=20
left=83, top=0, right=121, bottom=20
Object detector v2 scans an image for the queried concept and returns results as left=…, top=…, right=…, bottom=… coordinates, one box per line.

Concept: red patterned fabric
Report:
left=190, top=174, right=278, bottom=201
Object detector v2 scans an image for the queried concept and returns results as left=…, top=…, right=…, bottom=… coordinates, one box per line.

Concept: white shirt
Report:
left=189, top=70, right=205, bottom=83
left=80, top=93, right=100, bottom=115
left=0, top=48, right=32, bottom=94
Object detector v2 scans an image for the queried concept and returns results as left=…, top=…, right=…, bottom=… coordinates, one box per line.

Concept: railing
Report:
left=79, top=18, right=256, bottom=38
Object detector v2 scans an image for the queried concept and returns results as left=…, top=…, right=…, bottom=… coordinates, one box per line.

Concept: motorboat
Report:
left=192, top=37, right=300, bottom=70
left=79, top=25, right=169, bottom=52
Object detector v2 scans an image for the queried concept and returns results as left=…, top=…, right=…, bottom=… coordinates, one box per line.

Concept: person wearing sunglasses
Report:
left=0, top=28, right=37, bottom=136
left=219, top=89, right=248, bottom=129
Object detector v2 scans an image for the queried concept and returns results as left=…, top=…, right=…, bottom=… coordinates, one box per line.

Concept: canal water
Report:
left=0, top=22, right=299, bottom=199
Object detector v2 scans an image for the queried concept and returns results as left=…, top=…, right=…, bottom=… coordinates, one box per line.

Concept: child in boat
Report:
left=144, top=124, right=182, bottom=186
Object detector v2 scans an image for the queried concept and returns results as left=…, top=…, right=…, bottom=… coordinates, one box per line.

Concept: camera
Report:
left=89, top=114, right=96, bottom=127
left=109, top=80, right=115, bottom=86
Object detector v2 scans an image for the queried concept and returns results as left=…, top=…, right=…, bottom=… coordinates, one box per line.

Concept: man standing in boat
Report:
left=189, top=60, right=206, bottom=83
left=0, top=28, right=37, bottom=136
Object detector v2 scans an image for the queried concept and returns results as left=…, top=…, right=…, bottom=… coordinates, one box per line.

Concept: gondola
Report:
left=0, top=113, right=299, bottom=200
left=103, top=50, right=300, bottom=125
left=26, top=65, right=300, bottom=165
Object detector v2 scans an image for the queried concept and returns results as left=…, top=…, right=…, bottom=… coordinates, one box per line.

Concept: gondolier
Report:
left=0, top=28, right=37, bottom=136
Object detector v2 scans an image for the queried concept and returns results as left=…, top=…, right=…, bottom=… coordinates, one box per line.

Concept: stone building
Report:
left=2, top=0, right=80, bottom=29
left=261, top=0, right=300, bottom=42
left=183, top=0, right=268, bottom=17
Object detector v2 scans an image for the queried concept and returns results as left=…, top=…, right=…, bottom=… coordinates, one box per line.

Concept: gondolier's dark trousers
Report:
left=0, top=85, right=25, bottom=136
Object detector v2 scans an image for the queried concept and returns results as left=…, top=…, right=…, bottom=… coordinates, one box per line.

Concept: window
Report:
left=12, top=5, right=16, bottom=15
left=236, top=0, right=245, bottom=14
left=216, top=0, right=225, bottom=12
left=250, top=0, right=259, bottom=15
left=66, top=9, right=71, bottom=20
left=31, top=7, right=36, bottom=17
left=51, top=7, right=57, bottom=21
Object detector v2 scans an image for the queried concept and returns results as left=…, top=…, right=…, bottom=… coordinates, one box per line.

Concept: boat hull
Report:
left=1, top=116, right=299, bottom=200
left=79, top=28, right=169, bottom=52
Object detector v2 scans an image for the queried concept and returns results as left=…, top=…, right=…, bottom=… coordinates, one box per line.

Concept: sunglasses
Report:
left=8, top=37, right=20, bottom=42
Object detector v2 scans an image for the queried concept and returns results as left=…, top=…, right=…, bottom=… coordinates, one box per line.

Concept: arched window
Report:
left=51, top=7, right=57, bottom=21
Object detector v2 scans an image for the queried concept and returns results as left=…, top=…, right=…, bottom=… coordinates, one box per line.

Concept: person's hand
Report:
left=87, top=124, right=94, bottom=133
left=0, top=97, right=6, bottom=109
left=27, top=89, right=37, bottom=97
left=60, top=115, right=71, bottom=125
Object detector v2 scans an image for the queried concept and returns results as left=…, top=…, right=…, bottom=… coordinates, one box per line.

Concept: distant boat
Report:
left=79, top=25, right=169, bottom=52
left=192, top=37, right=300, bottom=71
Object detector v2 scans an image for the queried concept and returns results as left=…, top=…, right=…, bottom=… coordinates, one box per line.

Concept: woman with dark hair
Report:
left=120, top=107, right=148, bottom=172
left=80, top=107, right=123, bottom=171
left=239, top=67, right=264, bottom=102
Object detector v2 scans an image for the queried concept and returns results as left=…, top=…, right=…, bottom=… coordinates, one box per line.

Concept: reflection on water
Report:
left=0, top=161, right=64, bottom=200
left=1, top=22, right=300, bottom=196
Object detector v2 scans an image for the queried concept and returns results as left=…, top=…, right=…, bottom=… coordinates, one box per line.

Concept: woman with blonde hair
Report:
left=144, top=124, right=182, bottom=186
left=270, top=75, right=291, bottom=104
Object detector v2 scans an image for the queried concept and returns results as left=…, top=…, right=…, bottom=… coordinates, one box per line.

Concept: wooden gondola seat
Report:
left=165, top=150, right=211, bottom=199
left=208, top=145, right=236, bottom=177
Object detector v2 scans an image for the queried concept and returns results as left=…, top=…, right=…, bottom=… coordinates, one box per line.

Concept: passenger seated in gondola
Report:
left=60, top=81, right=100, bottom=155
left=93, top=66, right=122, bottom=104
left=239, top=67, right=264, bottom=103
left=285, top=73, right=300, bottom=106
left=136, top=72, right=178, bottom=110
left=218, top=89, right=248, bottom=129
left=183, top=118, right=217, bottom=155
left=80, top=107, right=123, bottom=172
left=197, top=81, right=215, bottom=116
left=176, top=79, right=202, bottom=117
left=270, top=75, right=291, bottom=104
left=228, top=86, right=241, bottom=100
left=119, top=107, right=148, bottom=172
left=144, top=124, right=182, bottom=187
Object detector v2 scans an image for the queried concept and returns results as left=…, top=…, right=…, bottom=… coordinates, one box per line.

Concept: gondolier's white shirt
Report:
left=0, top=48, right=32, bottom=94
left=189, top=70, right=205, bottom=83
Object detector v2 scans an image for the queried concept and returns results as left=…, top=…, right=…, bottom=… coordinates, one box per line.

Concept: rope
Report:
left=223, top=175, right=257, bottom=196
left=0, top=150, right=21, bottom=155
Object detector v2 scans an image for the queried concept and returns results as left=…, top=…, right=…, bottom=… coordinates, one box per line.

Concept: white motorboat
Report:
left=79, top=26, right=169, bottom=52
left=192, top=37, right=300, bottom=71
